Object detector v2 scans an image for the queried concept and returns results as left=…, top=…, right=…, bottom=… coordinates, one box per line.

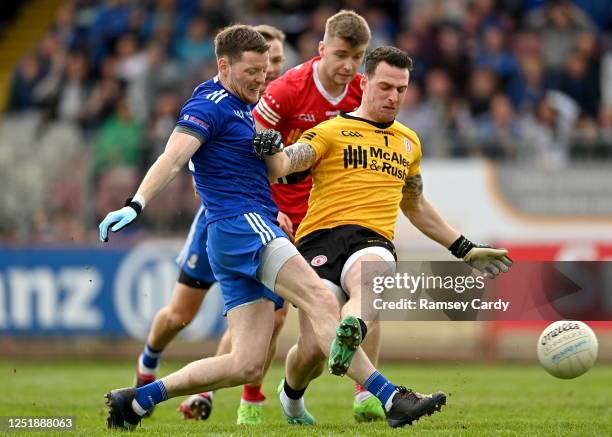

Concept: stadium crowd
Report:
left=2, top=0, right=612, bottom=243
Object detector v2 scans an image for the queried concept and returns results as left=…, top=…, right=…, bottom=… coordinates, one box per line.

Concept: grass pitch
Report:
left=1, top=359, right=611, bottom=436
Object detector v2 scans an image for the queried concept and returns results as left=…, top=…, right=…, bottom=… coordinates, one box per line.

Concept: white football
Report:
left=537, top=321, right=598, bottom=379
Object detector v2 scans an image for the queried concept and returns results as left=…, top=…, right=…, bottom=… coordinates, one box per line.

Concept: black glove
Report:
left=253, top=129, right=283, bottom=159
left=449, top=235, right=513, bottom=278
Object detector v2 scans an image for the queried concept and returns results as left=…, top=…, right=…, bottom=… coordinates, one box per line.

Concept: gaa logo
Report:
left=342, top=130, right=364, bottom=137
left=311, top=255, right=328, bottom=267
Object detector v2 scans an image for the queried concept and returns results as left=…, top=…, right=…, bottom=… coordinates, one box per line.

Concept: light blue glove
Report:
left=99, top=206, right=138, bottom=242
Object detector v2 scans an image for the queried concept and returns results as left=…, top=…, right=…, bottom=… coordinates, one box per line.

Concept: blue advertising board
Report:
left=0, top=240, right=226, bottom=339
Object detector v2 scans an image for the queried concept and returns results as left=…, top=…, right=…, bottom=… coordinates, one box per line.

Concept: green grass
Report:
left=1, top=360, right=611, bottom=436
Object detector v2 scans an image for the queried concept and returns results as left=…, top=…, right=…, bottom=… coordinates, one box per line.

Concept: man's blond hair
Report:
left=324, top=10, right=371, bottom=47
left=253, top=24, right=286, bottom=43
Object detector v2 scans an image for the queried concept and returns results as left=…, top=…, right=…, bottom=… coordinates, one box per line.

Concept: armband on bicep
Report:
left=277, top=169, right=310, bottom=184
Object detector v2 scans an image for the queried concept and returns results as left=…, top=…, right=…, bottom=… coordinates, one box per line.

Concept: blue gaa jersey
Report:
left=175, top=76, right=278, bottom=224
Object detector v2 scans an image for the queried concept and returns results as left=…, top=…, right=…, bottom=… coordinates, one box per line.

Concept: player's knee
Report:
left=297, top=336, right=326, bottom=366
left=230, top=349, right=266, bottom=383
left=312, top=288, right=341, bottom=318
left=165, top=306, right=196, bottom=331
left=239, top=359, right=266, bottom=383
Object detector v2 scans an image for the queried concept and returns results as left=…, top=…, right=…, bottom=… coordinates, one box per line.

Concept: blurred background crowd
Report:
left=1, top=0, right=612, bottom=244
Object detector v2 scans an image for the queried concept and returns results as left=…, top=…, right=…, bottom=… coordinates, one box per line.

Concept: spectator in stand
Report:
left=86, top=0, right=135, bottom=67
left=193, top=0, right=233, bottom=31
left=467, top=67, right=499, bottom=117
left=526, top=0, right=594, bottom=77
left=142, top=0, right=178, bottom=44
left=363, top=7, right=394, bottom=47
left=93, top=97, right=144, bottom=176
left=471, top=93, right=522, bottom=160
left=114, top=33, right=150, bottom=122
left=144, top=92, right=181, bottom=167
left=506, top=55, right=550, bottom=113
left=174, top=16, right=215, bottom=76
left=8, top=55, right=42, bottom=111
left=520, top=90, right=580, bottom=166
left=82, top=57, right=125, bottom=131
left=49, top=3, right=77, bottom=49
left=474, top=24, right=517, bottom=86
left=430, top=23, right=471, bottom=98
left=558, top=49, right=600, bottom=118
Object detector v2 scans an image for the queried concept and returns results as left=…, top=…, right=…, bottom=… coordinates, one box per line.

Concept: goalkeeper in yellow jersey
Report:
left=253, top=46, right=512, bottom=426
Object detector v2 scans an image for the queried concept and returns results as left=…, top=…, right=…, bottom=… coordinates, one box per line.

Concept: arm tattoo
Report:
left=402, top=174, right=423, bottom=200
left=284, top=142, right=316, bottom=173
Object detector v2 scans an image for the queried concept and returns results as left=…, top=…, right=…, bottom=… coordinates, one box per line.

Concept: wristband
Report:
left=449, top=235, right=475, bottom=258
left=132, top=194, right=146, bottom=209
left=124, top=197, right=143, bottom=215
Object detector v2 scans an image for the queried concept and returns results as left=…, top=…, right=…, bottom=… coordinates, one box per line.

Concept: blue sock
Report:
left=134, top=380, right=168, bottom=412
left=140, top=344, right=162, bottom=370
left=364, top=371, right=397, bottom=409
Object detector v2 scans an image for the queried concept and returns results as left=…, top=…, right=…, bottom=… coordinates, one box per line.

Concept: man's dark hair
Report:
left=364, top=46, right=413, bottom=77
left=214, top=24, right=270, bottom=63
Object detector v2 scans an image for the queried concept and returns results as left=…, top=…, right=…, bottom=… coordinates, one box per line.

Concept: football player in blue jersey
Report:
left=100, top=24, right=443, bottom=430
left=126, top=25, right=289, bottom=426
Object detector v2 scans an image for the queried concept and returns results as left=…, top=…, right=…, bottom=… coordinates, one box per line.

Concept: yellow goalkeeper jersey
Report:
left=295, top=112, right=422, bottom=242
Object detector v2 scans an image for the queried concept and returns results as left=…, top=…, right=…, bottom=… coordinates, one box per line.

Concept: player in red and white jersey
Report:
left=253, top=17, right=363, bottom=232
left=254, top=10, right=387, bottom=424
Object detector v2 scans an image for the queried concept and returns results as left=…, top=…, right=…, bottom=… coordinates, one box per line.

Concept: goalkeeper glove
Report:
left=449, top=235, right=513, bottom=278
left=99, top=197, right=144, bottom=242
left=253, top=129, right=283, bottom=159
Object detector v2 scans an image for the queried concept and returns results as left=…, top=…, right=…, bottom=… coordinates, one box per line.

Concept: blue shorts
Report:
left=176, top=205, right=216, bottom=288
left=207, top=212, right=285, bottom=314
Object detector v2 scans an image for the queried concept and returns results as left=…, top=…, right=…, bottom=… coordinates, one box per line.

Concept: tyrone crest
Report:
left=404, top=138, right=412, bottom=153
left=311, top=255, right=328, bottom=267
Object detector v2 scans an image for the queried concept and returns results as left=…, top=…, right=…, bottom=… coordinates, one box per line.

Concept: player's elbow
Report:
left=158, top=149, right=186, bottom=176
left=264, top=155, right=289, bottom=181
left=400, top=196, right=425, bottom=222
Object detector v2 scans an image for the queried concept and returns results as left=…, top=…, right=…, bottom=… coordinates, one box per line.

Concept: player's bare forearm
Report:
left=135, top=131, right=200, bottom=204
left=400, top=174, right=460, bottom=248
left=266, top=142, right=316, bottom=180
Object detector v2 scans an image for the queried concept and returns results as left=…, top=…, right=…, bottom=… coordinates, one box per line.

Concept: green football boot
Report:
left=328, top=315, right=362, bottom=376
left=353, top=395, right=385, bottom=422
left=277, top=379, right=316, bottom=425
left=236, top=403, right=263, bottom=425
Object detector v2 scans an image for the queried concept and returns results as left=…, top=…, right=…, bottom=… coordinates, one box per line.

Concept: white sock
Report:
left=131, top=399, right=147, bottom=416
left=138, top=355, right=157, bottom=375
left=384, top=390, right=398, bottom=412
left=240, top=398, right=264, bottom=406
left=355, top=391, right=373, bottom=404
left=280, top=389, right=305, bottom=417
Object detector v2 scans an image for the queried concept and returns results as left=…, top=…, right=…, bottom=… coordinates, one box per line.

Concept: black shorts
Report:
left=177, top=269, right=214, bottom=290
left=296, top=224, right=396, bottom=288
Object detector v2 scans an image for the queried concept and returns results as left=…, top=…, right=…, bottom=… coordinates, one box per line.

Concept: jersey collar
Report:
left=340, top=111, right=395, bottom=129
left=212, top=75, right=251, bottom=108
left=312, top=60, right=349, bottom=106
